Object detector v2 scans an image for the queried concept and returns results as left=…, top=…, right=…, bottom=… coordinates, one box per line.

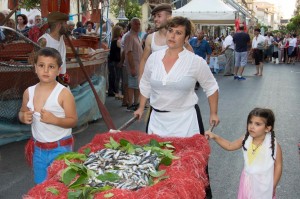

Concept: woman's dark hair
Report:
left=85, top=21, right=94, bottom=27
left=242, top=108, right=276, bottom=159
left=166, top=16, right=193, bottom=38
left=17, top=14, right=28, bottom=25
left=34, top=47, right=63, bottom=67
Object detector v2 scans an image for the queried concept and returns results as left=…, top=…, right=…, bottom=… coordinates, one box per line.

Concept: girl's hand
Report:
left=205, top=130, right=216, bottom=140
left=134, top=107, right=144, bottom=120
left=40, top=109, right=57, bottom=124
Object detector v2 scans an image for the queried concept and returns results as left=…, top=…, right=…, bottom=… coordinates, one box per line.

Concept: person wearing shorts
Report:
left=123, top=18, right=143, bottom=111
left=251, top=28, right=266, bottom=76
left=233, top=26, right=250, bottom=80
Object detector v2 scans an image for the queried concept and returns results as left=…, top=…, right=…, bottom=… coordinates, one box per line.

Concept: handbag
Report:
left=257, top=42, right=265, bottom=50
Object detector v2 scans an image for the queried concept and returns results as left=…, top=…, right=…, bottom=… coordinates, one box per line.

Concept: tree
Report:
left=110, top=0, right=142, bottom=22
left=286, top=15, right=300, bottom=34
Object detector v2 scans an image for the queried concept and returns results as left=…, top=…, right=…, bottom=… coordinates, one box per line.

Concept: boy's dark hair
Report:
left=242, top=108, right=276, bottom=159
left=34, top=47, right=63, bottom=67
left=166, top=16, right=193, bottom=38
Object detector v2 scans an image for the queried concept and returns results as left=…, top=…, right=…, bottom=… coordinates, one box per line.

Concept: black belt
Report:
left=152, top=107, right=170, bottom=113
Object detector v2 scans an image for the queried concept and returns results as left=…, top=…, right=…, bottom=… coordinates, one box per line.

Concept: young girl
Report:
left=205, top=108, right=282, bottom=199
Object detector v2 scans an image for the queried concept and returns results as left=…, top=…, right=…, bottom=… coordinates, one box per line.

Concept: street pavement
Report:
left=0, top=62, right=299, bottom=198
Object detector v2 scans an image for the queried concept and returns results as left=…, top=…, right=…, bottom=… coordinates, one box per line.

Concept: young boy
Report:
left=19, top=47, right=78, bottom=184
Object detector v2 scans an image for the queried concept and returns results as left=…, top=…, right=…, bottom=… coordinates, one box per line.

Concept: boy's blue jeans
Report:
left=33, top=137, right=73, bottom=184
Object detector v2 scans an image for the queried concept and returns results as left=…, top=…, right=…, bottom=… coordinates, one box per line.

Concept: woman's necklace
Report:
left=251, top=142, right=263, bottom=155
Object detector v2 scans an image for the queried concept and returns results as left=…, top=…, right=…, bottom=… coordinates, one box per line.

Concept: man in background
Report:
left=233, top=26, right=250, bottom=80
left=222, top=31, right=235, bottom=76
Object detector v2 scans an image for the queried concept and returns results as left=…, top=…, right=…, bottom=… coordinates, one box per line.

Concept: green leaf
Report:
left=68, top=190, right=82, bottom=199
left=69, top=174, right=88, bottom=189
left=119, top=139, right=130, bottom=147
left=165, top=143, right=175, bottom=149
left=67, top=161, right=87, bottom=174
left=83, top=148, right=91, bottom=156
left=61, top=167, right=77, bottom=186
left=97, top=172, right=120, bottom=182
left=104, top=137, right=120, bottom=149
left=55, top=152, right=86, bottom=161
left=148, top=177, right=154, bottom=186
left=149, top=139, right=160, bottom=147
left=46, top=187, right=60, bottom=195
left=104, top=193, right=114, bottom=198
left=153, top=175, right=169, bottom=184
left=124, top=143, right=135, bottom=154
left=160, top=157, right=172, bottom=166
left=149, top=170, right=166, bottom=178
left=90, top=185, right=113, bottom=194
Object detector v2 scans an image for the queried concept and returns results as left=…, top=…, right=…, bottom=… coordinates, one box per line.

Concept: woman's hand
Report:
left=210, top=113, right=220, bottom=126
left=134, top=107, right=144, bottom=120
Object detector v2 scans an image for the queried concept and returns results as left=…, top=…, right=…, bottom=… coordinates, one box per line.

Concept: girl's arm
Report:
left=205, top=131, right=243, bottom=151
left=273, top=143, right=283, bottom=193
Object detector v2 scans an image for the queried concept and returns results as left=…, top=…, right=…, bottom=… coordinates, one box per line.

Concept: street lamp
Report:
left=117, top=0, right=128, bottom=21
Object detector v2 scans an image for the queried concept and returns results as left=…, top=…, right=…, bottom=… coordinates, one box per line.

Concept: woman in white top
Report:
left=134, top=16, right=219, bottom=138
left=287, top=33, right=298, bottom=64
left=85, top=21, right=96, bottom=35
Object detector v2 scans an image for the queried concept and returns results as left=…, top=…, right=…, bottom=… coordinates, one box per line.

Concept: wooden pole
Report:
left=64, top=34, right=116, bottom=130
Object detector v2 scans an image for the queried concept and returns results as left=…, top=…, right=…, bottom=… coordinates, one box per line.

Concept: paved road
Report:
left=0, top=63, right=299, bottom=198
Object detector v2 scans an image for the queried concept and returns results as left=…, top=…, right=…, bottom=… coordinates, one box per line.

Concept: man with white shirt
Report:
left=287, top=33, right=298, bottom=64
left=222, top=31, right=235, bottom=76
left=251, top=28, right=266, bottom=76
left=38, top=12, right=69, bottom=85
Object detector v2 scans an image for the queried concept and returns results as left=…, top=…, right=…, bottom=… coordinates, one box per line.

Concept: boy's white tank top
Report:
left=27, top=83, right=71, bottom=142
left=39, top=33, right=66, bottom=74
left=151, top=32, right=168, bottom=52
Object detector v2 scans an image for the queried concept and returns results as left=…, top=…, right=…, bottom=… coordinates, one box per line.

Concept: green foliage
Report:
left=55, top=152, right=87, bottom=161
left=111, top=0, right=142, bottom=21
left=286, top=15, right=300, bottom=34
left=20, top=0, right=40, bottom=10
left=46, top=187, right=60, bottom=195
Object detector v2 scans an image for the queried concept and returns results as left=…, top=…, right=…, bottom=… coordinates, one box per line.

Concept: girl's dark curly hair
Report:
left=242, top=108, right=276, bottom=159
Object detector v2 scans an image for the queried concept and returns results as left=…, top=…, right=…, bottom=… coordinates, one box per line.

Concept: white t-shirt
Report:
left=252, top=34, right=265, bottom=49
left=289, top=38, right=297, bottom=47
left=223, top=35, right=235, bottom=50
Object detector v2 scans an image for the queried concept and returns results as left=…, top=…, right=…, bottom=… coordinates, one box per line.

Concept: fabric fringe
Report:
left=25, top=138, right=34, bottom=167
